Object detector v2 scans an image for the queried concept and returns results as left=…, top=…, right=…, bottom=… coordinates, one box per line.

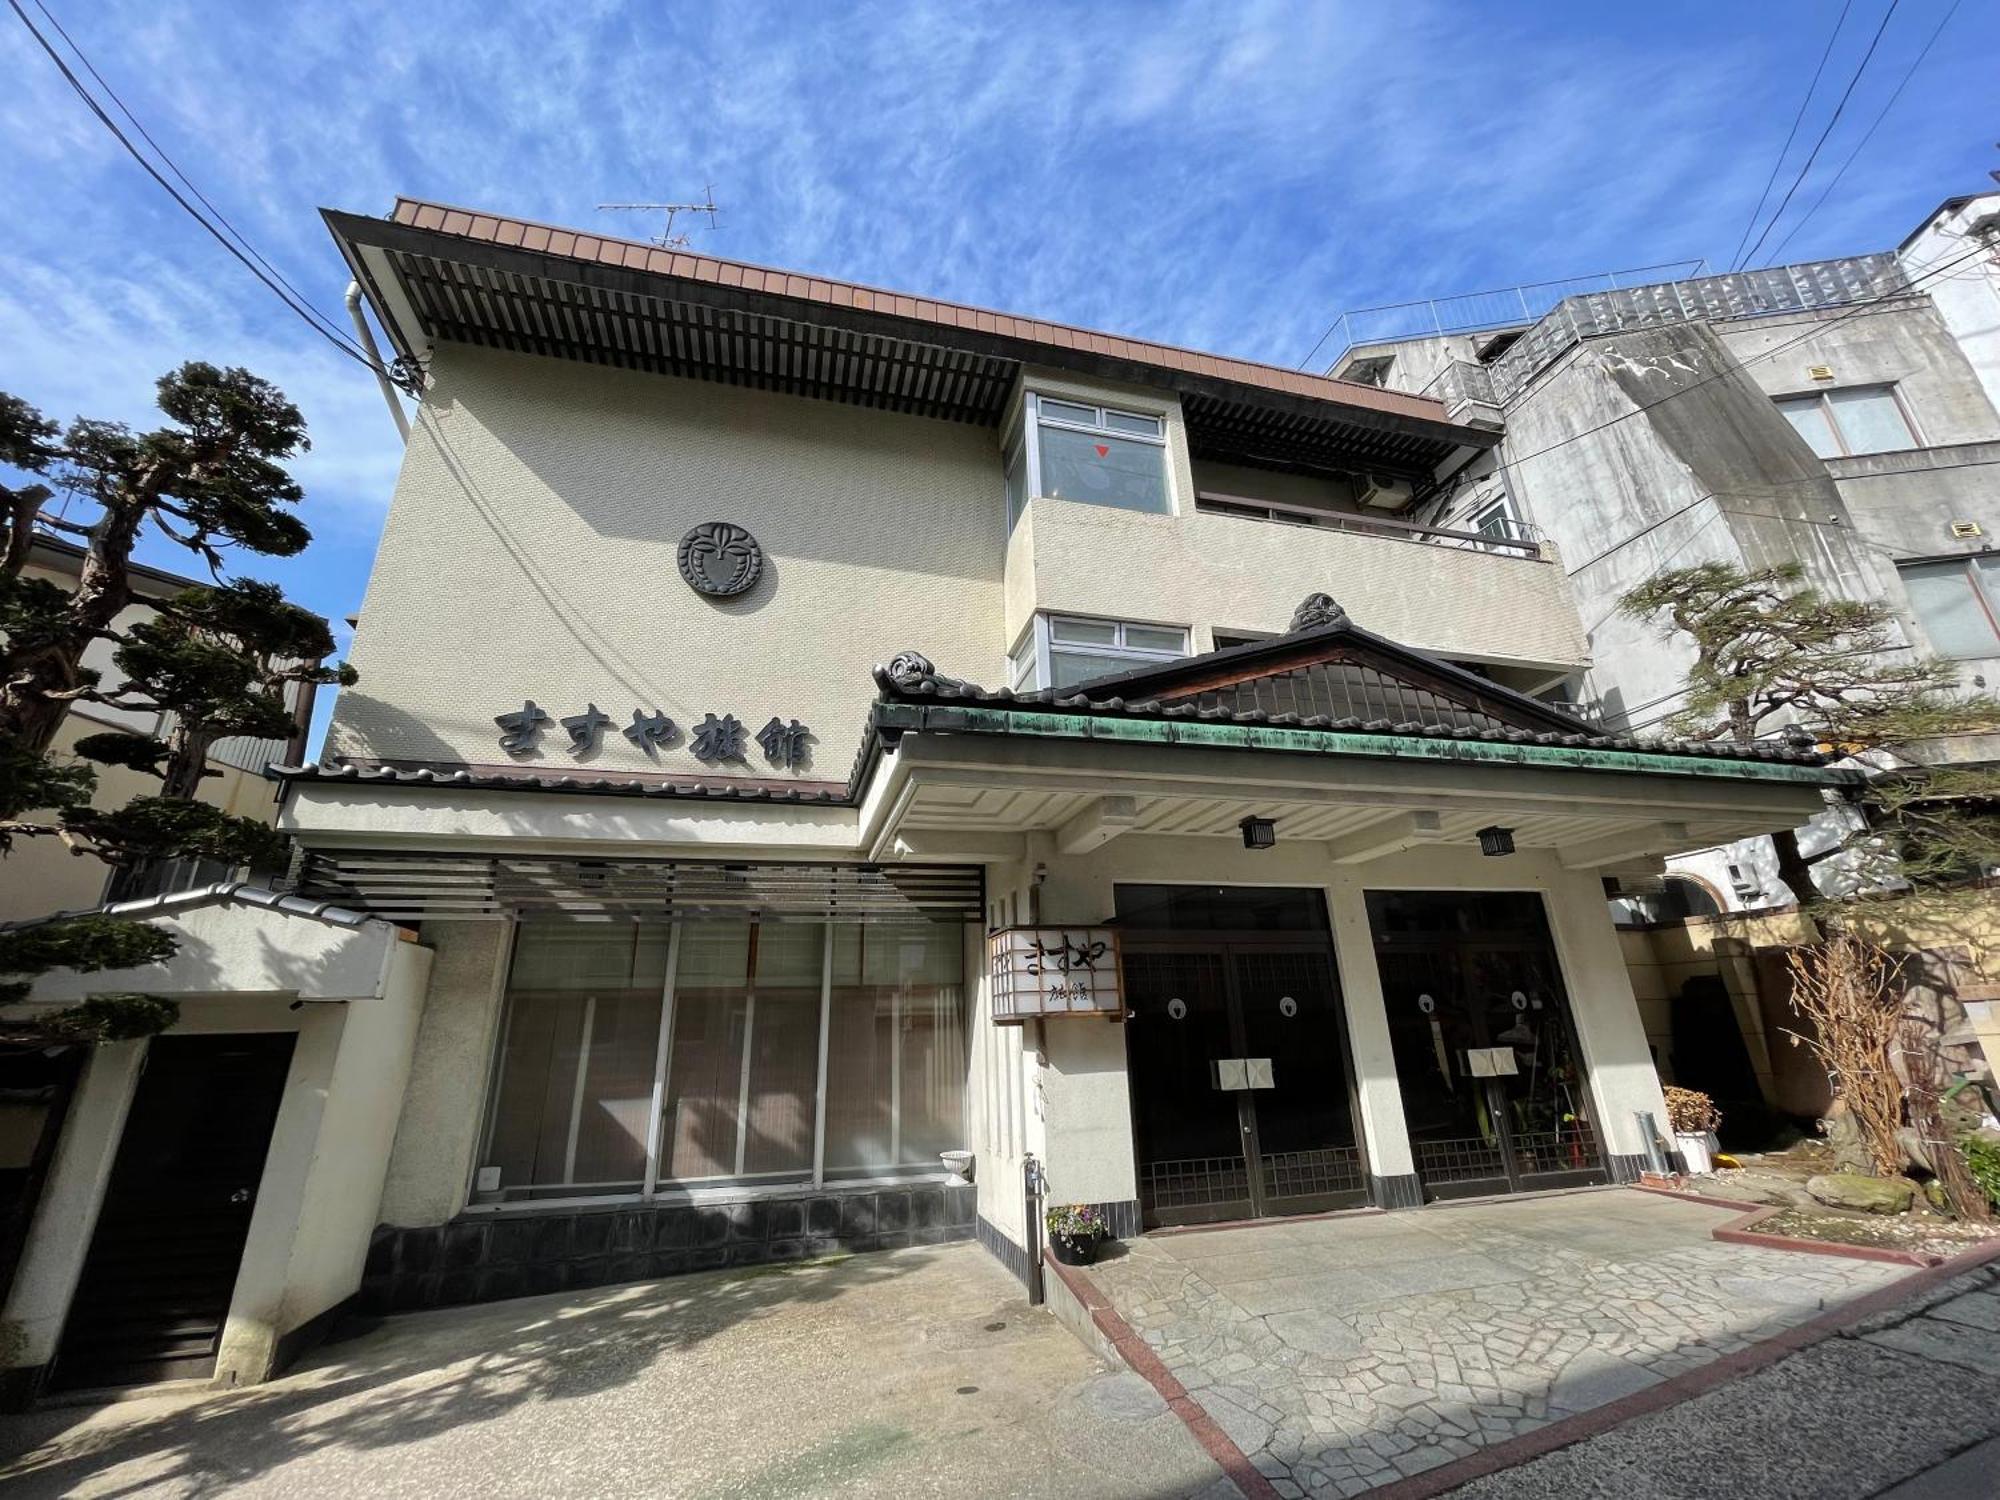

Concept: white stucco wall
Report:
left=329, top=345, right=1010, bottom=780
left=1, top=905, right=431, bottom=1391
left=1899, top=194, right=2000, bottom=421
left=376, top=921, right=513, bottom=1227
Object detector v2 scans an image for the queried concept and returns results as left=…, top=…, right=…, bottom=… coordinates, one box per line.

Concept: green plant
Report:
left=1664, top=1085, right=1721, bottom=1135
left=1046, top=1203, right=1107, bottom=1241
left=1964, top=1134, right=2000, bottom=1213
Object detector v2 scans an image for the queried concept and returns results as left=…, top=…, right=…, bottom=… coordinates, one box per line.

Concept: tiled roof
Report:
left=385, top=197, right=1453, bottom=430
left=268, top=759, right=852, bottom=803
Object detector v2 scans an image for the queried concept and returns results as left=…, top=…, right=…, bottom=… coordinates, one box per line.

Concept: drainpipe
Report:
left=1023, top=1153, right=1046, bottom=1305
left=346, top=281, right=410, bottom=441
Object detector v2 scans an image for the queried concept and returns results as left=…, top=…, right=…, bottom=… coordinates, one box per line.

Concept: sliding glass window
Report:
left=483, top=924, right=669, bottom=1199
left=480, top=917, right=967, bottom=1204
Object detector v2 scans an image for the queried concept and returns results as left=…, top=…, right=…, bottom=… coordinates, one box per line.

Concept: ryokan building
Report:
left=0, top=199, right=1853, bottom=1397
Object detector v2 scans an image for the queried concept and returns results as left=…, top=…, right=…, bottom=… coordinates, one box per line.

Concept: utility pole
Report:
left=596, top=186, right=720, bottom=249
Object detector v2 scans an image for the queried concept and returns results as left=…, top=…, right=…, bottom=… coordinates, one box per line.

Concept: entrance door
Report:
left=1366, top=891, right=1606, bottom=1200
left=52, top=1033, right=296, bottom=1391
left=1124, top=942, right=1367, bottom=1227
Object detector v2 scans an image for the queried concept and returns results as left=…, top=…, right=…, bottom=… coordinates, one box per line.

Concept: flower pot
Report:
left=1675, top=1131, right=1716, bottom=1176
left=1049, top=1232, right=1101, bottom=1266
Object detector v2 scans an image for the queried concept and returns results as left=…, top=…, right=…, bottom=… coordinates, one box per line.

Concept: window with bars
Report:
left=479, top=919, right=966, bottom=1202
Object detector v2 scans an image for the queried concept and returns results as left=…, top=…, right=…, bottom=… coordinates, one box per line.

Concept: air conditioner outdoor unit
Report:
left=1356, top=473, right=1414, bottom=510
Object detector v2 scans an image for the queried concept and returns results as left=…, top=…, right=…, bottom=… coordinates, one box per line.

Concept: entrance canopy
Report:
left=859, top=593, right=1850, bottom=873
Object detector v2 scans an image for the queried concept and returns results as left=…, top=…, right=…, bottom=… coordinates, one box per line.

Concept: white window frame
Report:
left=1773, top=383, right=1921, bottom=458
left=1012, top=611, right=1190, bottom=691
left=1007, top=392, right=1172, bottom=529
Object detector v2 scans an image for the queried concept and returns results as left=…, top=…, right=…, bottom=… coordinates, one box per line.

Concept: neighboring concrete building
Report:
left=1329, top=190, right=2000, bottom=913
left=0, top=537, right=311, bottom=923
left=2, top=199, right=1849, bottom=1399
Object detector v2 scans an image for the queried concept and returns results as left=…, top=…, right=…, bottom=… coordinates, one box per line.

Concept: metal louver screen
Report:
left=295, top=852, right=983, bottom=925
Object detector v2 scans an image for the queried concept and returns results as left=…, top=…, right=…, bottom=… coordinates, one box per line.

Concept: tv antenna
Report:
left=596, top=187, right=719, bottom=249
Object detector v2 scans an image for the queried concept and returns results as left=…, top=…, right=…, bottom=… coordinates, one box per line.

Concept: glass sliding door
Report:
left=822, top=924, right=967, bottom=1176
left=662, top=922, right=824, bottom=1184
left=482, top=924, right=670, bottom=1199
left=478, top=915, right=969, bottom=1204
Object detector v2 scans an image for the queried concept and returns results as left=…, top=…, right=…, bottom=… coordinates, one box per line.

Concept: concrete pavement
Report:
left=1082, top=1189, right=1910, bottom=1497
left=0, top=1243, right=1229, bottom=1499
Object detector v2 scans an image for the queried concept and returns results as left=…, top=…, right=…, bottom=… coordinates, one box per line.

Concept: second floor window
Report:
left=1774, top=385, right=1917, bottom=459
left=1899, top=555, right=2000, bottom=660
left=1011, top=613, right=1190, bottom=691
left=1009, top=395, right=1170, bottom=528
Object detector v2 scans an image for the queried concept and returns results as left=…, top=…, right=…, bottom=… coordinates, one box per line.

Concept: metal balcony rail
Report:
left=1478, top=252, right=1909, bottom=404
left=1195, top=492, right=1545, bottom=557
left=1419, top=360, right=1498, bottom=409
left=1321, top=261, right=1707, bottom=368
left=1331, top=253, right=1912, bottom=409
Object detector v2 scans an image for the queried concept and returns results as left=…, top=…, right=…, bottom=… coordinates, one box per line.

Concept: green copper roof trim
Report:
left=881, top=704, right=1858, bottom=786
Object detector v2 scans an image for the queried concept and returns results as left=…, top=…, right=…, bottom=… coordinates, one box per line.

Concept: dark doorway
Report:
left=1366, top=890, right=1606, bottom=1200
left=0, top=1044, right=86, bottom=1307
left=1118, top=886, right=1367, bottom=1227
left=52, top=1032, right=296, bottom=1391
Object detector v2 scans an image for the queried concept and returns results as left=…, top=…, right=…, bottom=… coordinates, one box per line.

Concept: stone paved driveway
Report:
left=1085, top=1188, right=1912, bottom=1498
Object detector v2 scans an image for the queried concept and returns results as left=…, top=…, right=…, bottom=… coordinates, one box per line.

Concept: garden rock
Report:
left=1805, top=1172, right=1918, bottom=1215
left=1702, top=1170, right=1814, bottom=1207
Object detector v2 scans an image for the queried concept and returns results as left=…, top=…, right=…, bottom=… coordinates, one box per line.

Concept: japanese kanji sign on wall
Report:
left=493, top=702, right=812, bottom=771
left=989, top=927, right=1125, bottom=1024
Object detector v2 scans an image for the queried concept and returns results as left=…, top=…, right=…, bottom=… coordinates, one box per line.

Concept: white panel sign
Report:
left=1214, top=1059, right=1249, bottom=1091
left=1244, top=1058, right=1275, bottom=1090
left=989, top=927, right=1124, bottom=1023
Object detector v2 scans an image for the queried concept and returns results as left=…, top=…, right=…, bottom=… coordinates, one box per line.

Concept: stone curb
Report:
left=1042, top=1249, right=1283, bottom=1500
left=1631, top=1182, right=1954, bottom=1267
left=1359, top=1191, right=2000, bottom=1499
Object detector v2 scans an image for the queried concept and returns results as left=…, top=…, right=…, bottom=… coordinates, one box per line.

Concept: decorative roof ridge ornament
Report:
left=1288, top=592, right=1349, bottom=634
left=884, top=651, right=936, bottom=689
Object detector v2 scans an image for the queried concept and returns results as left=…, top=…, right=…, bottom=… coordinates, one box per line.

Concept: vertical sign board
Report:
left=989, top=927, right=1125, bottom=1023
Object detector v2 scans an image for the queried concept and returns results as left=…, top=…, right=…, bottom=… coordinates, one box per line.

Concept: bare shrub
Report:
left=1784, top=934, right=1905, bottom=1178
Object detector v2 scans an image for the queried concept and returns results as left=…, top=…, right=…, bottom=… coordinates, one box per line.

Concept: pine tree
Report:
left=1621, top=560, right=2000, bottom=904
left=0, top=365, right=353, bottom=1034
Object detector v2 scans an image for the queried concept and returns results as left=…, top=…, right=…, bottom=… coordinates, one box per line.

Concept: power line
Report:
left=1760, top=0, right=1964, bottom=267
left=1501, top=234, right=1994, bottom=479
left=1728, top=0, right=1852, bottom=272
left=25, top=0, right=356, bottom=354
left=7, top=0, right=382, bottom=375
left=1737, top=0, right=1904, bottom=271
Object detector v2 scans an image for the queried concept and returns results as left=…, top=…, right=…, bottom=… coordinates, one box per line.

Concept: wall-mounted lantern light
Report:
left=1240, top=816, right=1278, bottom=851
left=1477, top=825, right=1515, bottom=857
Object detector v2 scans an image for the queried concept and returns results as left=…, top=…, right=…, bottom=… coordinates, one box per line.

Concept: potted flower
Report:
left=1046, top=1203, right=1109, bottom=1266
left=1664, top=1086, right=1722, bottom=1175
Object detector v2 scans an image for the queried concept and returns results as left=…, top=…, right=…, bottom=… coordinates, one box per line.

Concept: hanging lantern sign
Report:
left=989, top=927, right=1125, bottom=1023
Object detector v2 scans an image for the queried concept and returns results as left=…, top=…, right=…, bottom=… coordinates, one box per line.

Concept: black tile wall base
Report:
left=975, top=1214, right=1033, bottom=1289
left=1371, top=1173, right=1424, bottom=1210
left=1083, top=1198, right=1144, bottom=1238
left=359, top=1183, right=976, bottom=1315
left=1608, top=1153, right=1650, bottom=1184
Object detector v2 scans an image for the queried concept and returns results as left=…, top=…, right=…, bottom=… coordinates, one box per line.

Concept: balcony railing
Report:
left=1419, top=359, right=1498, bottom=410
left=1195, top=492, right=1545, bottom=558
left=1329, top=252, right=1912, bottom=408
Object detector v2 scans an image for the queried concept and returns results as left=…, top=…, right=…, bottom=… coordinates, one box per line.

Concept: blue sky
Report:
left=3, top=0, right=1996, bottom=750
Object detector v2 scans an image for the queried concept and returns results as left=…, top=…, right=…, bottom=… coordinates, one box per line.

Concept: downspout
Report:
left=346, top=281, right=411, bottom=441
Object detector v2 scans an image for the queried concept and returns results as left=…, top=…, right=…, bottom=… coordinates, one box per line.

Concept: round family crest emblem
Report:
left=677, top=521, right=764, bottom=597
